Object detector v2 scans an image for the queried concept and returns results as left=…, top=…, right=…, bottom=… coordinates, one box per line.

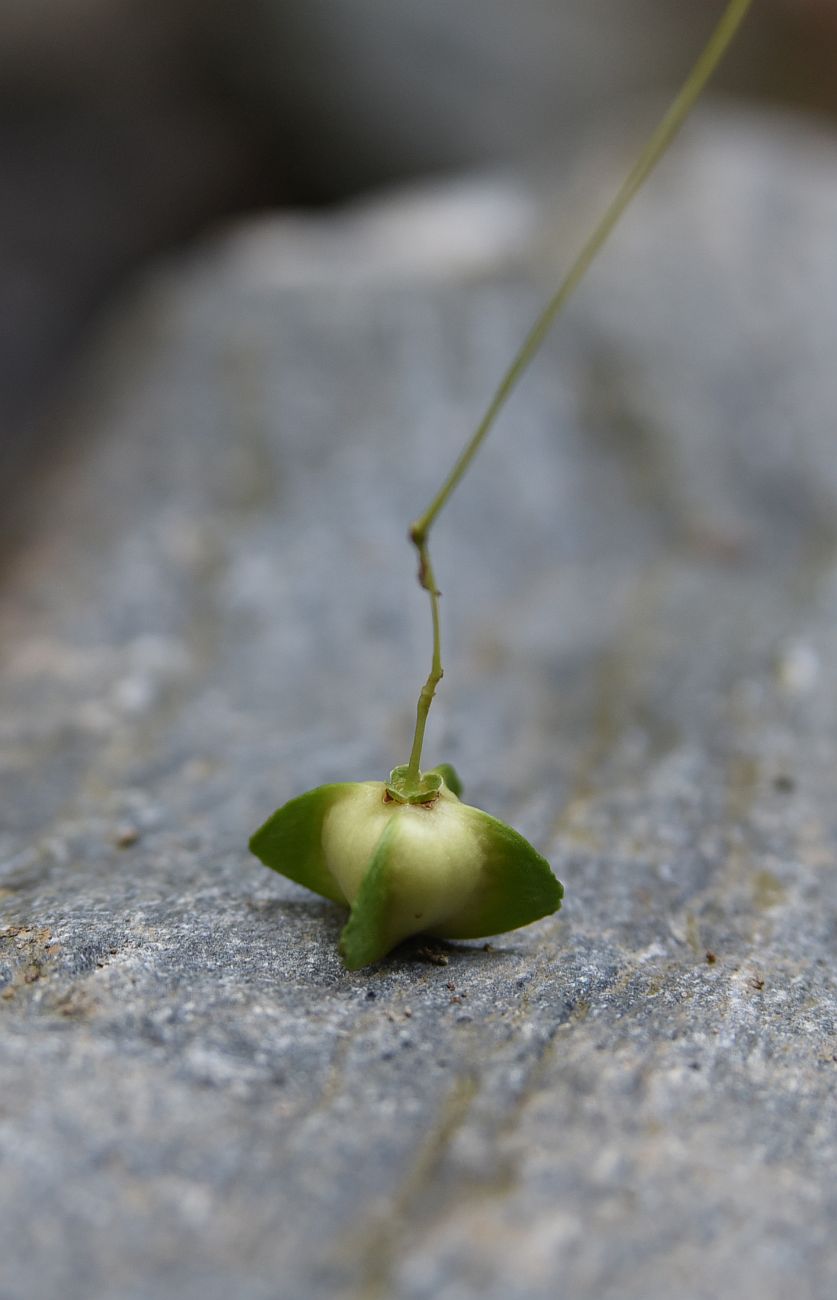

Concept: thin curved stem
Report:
left=404, top=0, right=754, bottom=776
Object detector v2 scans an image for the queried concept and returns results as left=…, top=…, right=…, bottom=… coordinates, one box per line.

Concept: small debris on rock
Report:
left=114, top=825, right=140, bottom=849
left=415, top=945, right=449, bottom=966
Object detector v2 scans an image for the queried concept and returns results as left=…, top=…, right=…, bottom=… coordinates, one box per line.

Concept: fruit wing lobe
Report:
left=433, top=806, right=563, bottom=940
left=249, top=783, right=354, bottom=904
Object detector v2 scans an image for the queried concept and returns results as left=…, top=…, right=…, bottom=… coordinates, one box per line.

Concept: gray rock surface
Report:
left=1, top=110, right=836, bottom=1300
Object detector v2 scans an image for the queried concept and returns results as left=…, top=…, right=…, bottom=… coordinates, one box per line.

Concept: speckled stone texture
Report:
left=1, top=111, right=836, bottom=1300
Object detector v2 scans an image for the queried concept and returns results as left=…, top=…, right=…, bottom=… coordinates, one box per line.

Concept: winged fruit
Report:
left=249, top=765, right=563, bottom=970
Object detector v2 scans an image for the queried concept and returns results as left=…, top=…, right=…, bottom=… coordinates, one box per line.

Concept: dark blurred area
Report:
left=2, top=0, right=837, bottom=494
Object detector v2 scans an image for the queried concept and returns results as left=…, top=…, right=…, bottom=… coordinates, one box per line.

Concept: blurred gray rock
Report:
left=1, top=108, right=836, bottom=1300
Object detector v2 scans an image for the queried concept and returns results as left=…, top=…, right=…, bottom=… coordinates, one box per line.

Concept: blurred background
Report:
left=1, top=0, right=837, bottom=501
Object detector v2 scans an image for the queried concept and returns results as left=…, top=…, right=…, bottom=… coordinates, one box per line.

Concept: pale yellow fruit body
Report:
left=322, top=781, right=483, bottom=940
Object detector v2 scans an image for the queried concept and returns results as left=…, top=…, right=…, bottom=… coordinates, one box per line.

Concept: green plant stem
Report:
left=404, top=540, right=442, bottom=785
left=404, top=0, right=753, bottom=778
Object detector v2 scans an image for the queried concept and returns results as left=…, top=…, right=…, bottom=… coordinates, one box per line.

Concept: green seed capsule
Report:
left=249, top=766, right=563, bottom=970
